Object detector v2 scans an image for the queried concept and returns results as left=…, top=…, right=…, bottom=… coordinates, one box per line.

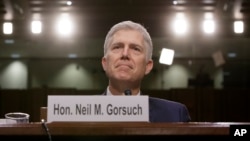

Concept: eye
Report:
left=131, top=45, right=142, bottom=52
left=110, top=44, right=124, bottom=53
left=112, top=45, right=121, bottom=50
left=114, top=46, right=121, bottom=49
left=134, top=47, right=141, bottom=51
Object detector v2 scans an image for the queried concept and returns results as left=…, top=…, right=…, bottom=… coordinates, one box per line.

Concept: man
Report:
left=101, top=21, right=191, bottom=122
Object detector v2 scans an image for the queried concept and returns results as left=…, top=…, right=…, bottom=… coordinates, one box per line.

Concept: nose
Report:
left=122, top=46, right=129, bottom=57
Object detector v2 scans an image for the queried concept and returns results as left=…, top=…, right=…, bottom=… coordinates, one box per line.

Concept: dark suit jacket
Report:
left=149, top=97, right=191, bottom=122
left=103, top=91, right=191, bottom=122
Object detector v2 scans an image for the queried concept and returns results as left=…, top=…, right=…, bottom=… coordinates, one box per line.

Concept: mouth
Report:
left=116, top=64, right=133, bottom=69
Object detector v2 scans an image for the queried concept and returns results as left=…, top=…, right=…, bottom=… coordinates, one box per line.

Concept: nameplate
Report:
left=47, top=95, right=149, bottom=122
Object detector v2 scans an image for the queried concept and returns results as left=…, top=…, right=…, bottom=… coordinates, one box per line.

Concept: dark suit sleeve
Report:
left=149, top=97, right=191, bottom=122
left=179, top=103, right=191, bottom=122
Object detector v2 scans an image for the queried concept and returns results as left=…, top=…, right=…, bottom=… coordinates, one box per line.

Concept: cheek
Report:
left=104, top=57, right=115, bottom=70
left=108, top=56, right=119, bottom=64
left=135, top=60, right=146, bottom=70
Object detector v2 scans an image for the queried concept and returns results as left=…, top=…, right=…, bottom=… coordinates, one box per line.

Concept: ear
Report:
left=102, top=57, right=107, bottom=71
left=145, top=59, right=153, bottom=75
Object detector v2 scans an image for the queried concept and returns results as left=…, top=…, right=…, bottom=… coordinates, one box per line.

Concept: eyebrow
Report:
left=111, top=42, right=143, bottom=48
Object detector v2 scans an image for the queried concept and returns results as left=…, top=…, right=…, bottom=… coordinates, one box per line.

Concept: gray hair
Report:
left=103, top=21, right=153, bottom=61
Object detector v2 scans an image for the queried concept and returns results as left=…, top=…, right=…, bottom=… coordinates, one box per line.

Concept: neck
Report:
left=108, top=85, right=140, bottom=96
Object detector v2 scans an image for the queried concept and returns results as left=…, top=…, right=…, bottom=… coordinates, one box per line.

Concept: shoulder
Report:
left=148, top=96, right=191, bottom=122
left=149, top=96, right=186, bottom=109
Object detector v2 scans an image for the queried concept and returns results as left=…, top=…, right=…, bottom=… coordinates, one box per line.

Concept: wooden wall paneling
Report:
left=45, top=88, right=77, bottom=96
left=170, top=88, right=198, bottom=122
left=0, top=90, right=27, bottom=118
left=223, top=88, right=249, bottom=122
left=247, top=89, right=250, bottom=120
left=74, top=90, right=104, bottom=95
left=198, top=88, right=221, bottom=122
left=213, top=89, right=224, bottom=121
left=27, top=88, right=47, bottom=122
left=142, top=90, right=172, bottom=100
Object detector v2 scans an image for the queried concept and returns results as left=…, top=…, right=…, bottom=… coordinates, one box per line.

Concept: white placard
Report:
left=47, top=95, right=149, bottom=122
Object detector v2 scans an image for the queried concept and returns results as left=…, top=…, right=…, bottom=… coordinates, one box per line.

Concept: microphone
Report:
left=41, top=119, right=52, bottom=141
left=124, top=89, right=132, bottom=96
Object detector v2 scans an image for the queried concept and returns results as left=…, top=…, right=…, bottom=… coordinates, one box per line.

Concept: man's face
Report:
left=102, top=29, right=153, bottom=84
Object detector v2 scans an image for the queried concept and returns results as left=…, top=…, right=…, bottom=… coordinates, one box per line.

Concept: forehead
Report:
left=112, top=29, right=144, bottom=43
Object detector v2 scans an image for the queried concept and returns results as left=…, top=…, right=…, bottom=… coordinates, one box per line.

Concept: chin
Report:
left=115, top=76, right=131, bottom=81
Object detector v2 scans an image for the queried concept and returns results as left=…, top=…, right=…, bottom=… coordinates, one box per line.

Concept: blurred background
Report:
left=0, top=0, right=249, bottom=122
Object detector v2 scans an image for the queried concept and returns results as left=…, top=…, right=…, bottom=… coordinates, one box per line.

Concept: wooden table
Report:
left=0, top=122, right=249, bottom=140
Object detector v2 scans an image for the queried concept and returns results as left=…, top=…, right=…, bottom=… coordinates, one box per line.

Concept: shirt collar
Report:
left=106, top=86, right=140, bottom=96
